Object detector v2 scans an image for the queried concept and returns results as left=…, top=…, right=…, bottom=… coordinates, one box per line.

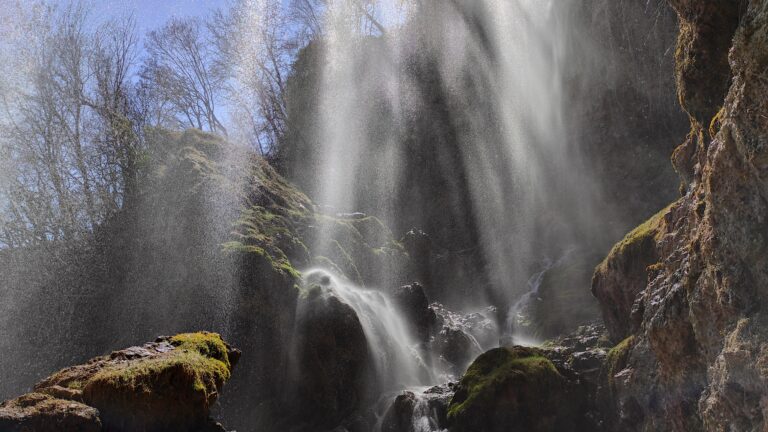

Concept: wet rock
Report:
left=0, top=332, right=238, bottom=432
left=432, top=327, right=482, bottom=375
left=381, top=391, right=417, bottom=432
left=428, top=304, right=492, bottom=374
left=289, top=288, right=371, bottom=429
left=391, top=282, right=437, bottom=343
left=380, top=384, right=454, bottom=432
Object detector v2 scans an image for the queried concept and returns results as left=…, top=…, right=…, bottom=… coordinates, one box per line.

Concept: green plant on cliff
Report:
left=605, top=336, right=635, bottom=388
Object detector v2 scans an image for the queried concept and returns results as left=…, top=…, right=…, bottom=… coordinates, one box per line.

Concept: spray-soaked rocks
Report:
left=288, top=281, right=372, bottom=429
left=390, top=282, right=437, bottom=343
left=428, top=303, right=496, bottom=375
left=591, top=205, right=670, bottom=343
left=380, top=384, right=454, bottom=432
left=0, top=332, right=239, bottom=432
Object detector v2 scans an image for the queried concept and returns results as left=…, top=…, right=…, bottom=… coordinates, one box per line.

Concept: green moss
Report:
left=598, top=203, right=673, bottom=270
left=605, top=336, right=635, bottom=387
left=87, top=351, right=229, bottom=399
left=84, top=333, right=232, bottom=403
left=447, top=347, right=561, bottom=421
left=170, top=332, right=232, bottom=369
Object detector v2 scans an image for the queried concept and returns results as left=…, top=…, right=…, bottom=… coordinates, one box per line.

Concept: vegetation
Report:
left=605, top=335, right=635, bottom=383
left=597, top=203, right=674, bottom=271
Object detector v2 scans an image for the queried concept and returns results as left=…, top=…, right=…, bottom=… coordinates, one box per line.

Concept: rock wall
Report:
left=593, top=1, right=768, bottom=430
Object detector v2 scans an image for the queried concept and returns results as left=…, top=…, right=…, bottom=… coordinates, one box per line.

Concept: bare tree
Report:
left=210, top=0, right=293, bottom=156
left=87, top=14, right=142, bottom=208
left=141, top=17, right=227, bottom=134
left=0, top=2, right=142, bottom=247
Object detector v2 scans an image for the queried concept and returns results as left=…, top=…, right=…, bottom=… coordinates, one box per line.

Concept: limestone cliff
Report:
left=593, top=1, right=768, bottom=430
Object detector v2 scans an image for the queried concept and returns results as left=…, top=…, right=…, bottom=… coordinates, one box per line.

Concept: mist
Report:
left=0, top=0, right=693, bottom=431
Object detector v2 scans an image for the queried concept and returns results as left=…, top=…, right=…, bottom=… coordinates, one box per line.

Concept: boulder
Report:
left=288, top=284, right=372, bottom=428
left=391, top=282, right=436, bottom=343
left=429, top=303, right=493, bottom=375
left=0, top=332, right=239, bottom=432
left=447, top=346, right=588, bottom=432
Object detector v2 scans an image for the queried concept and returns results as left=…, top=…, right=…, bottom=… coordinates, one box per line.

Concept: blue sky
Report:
left=92, top=0, right=227, bottom=34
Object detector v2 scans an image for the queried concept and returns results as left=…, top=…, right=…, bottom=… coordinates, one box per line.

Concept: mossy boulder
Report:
left=2, top=332, right=239, bottom=432
left=447, top=346, right=586, bottom=432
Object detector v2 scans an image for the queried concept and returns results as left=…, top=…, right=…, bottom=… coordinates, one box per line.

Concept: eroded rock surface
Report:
left=593, top=1, right=768, bottom=430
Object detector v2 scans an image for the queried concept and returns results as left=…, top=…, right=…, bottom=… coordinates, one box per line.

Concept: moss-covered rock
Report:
left=447, top=346, right=586, bottom=432
left=2, top=332, right=239, bottom=432
left=592, top=204, right=674, bottom=342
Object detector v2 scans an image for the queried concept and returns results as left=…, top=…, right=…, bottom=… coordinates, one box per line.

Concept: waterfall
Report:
left=504, top=249, right=575, bottom=346
left=302, top=269, right=432, bottom=389
left=410, top=392, right=447, bottom=432
left=308, top=0, right=605, bottom=313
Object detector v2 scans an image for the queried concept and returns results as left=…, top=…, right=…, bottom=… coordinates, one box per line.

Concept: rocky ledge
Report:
left=0, top=332, right=239, bottom=432
left=380, top=323, right=611, bottom=432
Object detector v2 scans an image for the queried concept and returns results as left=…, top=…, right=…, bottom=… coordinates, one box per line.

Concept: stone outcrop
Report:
left=0, top=332, right=239, bottom=432
left=288, top=281, right=372, bottom=429
left=592, top=206, right=671, bottom=342
left=593, top=1, right=768, bottom=430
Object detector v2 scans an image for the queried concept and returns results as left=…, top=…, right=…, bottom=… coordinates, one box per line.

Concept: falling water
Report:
left=302, top=269, right=432, bottom=389
left=504, top=249, right=575, bottom=346
left=311, top=0, right=604, bottom=342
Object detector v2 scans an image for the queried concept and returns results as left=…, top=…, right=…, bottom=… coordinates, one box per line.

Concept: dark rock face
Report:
left=521, top=251, right=604, bottom=340
left=0, top=333, right=238, bottom=432
left=593, top=1, right=768, bottom=430
left=391, top=282, right=437, bottom=343
left=288, top=288, right=372, bottom=429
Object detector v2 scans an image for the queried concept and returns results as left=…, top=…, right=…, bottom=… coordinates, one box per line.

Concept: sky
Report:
left=92, top=0, right=227, bottom=34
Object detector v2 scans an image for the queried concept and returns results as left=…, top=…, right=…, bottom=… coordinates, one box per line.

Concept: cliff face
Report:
left=594, top=1, right=768, bottom=430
